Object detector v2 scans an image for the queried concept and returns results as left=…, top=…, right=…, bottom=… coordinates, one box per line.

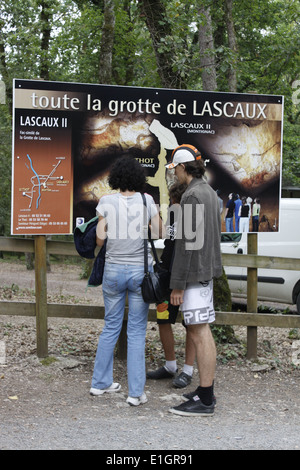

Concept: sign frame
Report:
left=11, top=79, right=284, bottom=235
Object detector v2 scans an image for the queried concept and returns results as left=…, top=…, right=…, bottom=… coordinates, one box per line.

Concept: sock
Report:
left=196, top=384, right=214, bottom=406
left=164, top=360, right=177, bottom=373
left=182, top=364, right=193, bottom=376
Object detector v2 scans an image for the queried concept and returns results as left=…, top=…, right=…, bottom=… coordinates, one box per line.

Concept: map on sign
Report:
left=22, top=154, right=65, bottom=209
left=12, top=147, right=73, bottom=234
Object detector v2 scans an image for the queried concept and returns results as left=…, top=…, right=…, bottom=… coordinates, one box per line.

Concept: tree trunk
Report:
left=137, top=0, right=186, bottom=89
left=0, top=20, right=11, bottom=112
left=115, top=0, right=135, bottom=85
left=225, top=0, right=237, bottom=92
left=99, top=0, right=116, bottom=84
left=39, top=0, right=52, bottom=80
left=198, top=4, right=217, bottom=91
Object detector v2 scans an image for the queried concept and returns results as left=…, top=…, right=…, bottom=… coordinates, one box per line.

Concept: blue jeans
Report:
left=225, top=217, right=234, bottom=232
left=91, top=262, right=151, bottom=397
left=252, top=215, right=259, bottom=232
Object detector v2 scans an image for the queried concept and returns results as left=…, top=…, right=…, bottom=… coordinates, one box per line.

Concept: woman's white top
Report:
left=96, top=192, right=158, bottom=265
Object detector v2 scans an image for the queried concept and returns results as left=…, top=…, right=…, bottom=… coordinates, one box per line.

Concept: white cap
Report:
left=165, top=144, right=201, bottom=169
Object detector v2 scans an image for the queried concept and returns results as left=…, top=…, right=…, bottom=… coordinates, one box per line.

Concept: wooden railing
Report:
left=1, top=235, right=300, bottom=359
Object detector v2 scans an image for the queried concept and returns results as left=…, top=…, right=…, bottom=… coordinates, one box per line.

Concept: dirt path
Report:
left=0, top=260, right=300, bottom=451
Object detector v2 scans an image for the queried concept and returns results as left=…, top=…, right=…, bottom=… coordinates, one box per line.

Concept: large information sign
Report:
left=11, top=79, right=283, bottom=234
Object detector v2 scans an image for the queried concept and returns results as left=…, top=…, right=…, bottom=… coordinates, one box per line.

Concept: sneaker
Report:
left=182, top=389, right=217, bottom=405
left=146, top=366, right=177, bottom=380
left=172, top=372, right=192, bottom=389
left=169, top=396, right=214, bottom=417
left=126, top=392, right=148, bottom=406
left=90, top=383, right=121, bottom=396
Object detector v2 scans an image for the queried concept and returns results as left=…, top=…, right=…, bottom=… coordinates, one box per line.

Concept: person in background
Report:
left=146, top=182, right=196, bottom=389
left=252, top=198, right=261, bottom=232
left=216, top=189, right=223, bottom=215
left=234, top=194, right=242, bottom=232
left=90, top=156, right=163, bottom=406
left=165, top=144, right=222, bottom=417
left=238, top=197, right=251, bottom=232
left=246, top=196, right=253, bottom=214
left=224, top=193, right=235, bottom=232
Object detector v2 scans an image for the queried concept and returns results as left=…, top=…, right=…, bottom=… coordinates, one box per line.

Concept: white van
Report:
left=221, top=198, right=300, bottom=313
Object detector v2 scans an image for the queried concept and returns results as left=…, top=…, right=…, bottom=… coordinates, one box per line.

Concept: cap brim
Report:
left=165, top=148, right=198, bottom=169
left=165, top=162, right=178, bottom=169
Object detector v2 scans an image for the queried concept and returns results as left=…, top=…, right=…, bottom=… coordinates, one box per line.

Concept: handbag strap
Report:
left=141, top=193, right=160, bottom=273
left=142, top=193, right=149, bottom=273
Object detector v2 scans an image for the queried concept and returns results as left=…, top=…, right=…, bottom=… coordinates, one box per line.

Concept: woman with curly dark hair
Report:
left=108, top=156, right=146, bottom=193
left=90, top=156, right=163, bottom=406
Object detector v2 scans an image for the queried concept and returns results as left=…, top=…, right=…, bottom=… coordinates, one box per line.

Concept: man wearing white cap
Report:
left=165, top=144, right=222, bottom=416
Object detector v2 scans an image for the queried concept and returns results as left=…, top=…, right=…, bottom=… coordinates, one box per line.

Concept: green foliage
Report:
left=49, top=0, right=103, bottom=83
left=282, top=116, right=300, bottom=188
left=40, top=356, right=58, bottom=366
left=288, top=328, right=300, bottom=340
left=0, top=106, right=12, bottom=236
left=0, top=0, right=299, bottom=235
left=212, top=325, right=237, bottom=344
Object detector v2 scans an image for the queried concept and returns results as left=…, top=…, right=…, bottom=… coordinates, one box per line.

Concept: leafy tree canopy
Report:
left=0, top=0, right=299, bottom=234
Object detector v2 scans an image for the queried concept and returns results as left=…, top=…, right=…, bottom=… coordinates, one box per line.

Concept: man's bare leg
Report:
left=147, top=324, right=198, bottom=382
left=185, top=329, right=196, bottom=367
left=159, top=323, right=176, bottom=361
left=188, top=323, right=216, bottom=387
left=146, top=324, right=177, bottom=378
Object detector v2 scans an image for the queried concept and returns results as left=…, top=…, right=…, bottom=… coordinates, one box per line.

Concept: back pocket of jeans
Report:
left=103, top=271, right=119, bottom=294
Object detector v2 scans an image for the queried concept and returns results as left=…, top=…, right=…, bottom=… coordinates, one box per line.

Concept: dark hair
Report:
left=182, top=160, right=206, bottom=178
left=108, top=156, right=146, bottom=192
left=169, top=182, right=187, bottom=204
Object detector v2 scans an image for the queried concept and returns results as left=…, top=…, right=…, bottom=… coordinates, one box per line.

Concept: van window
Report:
left=221, top=233, right=242, bottom=243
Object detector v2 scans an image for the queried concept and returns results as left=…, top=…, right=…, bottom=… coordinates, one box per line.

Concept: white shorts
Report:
left=180, top=280, right=215, bottom=325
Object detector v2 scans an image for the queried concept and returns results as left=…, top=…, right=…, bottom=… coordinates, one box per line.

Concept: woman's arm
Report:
left=96, top=215, right=107, bottom=247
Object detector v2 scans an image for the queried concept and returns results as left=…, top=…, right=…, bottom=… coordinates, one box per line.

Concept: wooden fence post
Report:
left=116, top=296, right=128, bottom=360
left=247, top=233, right=258, bottom=359
left=117, top=320, right=128, bottom=360
left=34, top=235, right=48, bottom=358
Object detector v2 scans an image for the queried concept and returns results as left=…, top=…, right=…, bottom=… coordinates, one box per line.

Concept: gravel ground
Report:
left=0, top=260, right=300, bottom=451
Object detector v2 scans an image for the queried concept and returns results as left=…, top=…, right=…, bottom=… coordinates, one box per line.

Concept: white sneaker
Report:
left=126, top=392, right=148, bottom=406
left=90, top=383, right=121, bottom=396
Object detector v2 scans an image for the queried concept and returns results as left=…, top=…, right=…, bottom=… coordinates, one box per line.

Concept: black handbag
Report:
left=141, top=194, right=170, bottom=304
